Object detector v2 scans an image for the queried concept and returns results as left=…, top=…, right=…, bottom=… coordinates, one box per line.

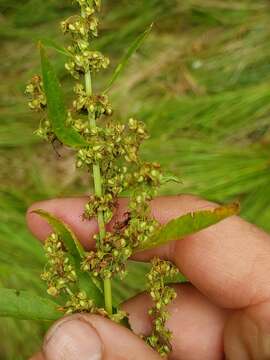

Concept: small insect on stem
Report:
left=114, top=212, right=131, bottom=231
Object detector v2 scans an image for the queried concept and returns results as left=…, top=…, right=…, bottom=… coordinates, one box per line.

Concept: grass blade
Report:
left=103, top=24, right=153, bottom=93
left=0, top=288, right=61, bottom=321
left=40, top=38, right=71, bottom=57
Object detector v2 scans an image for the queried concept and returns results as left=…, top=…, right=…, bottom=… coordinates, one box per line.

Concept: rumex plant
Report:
left=0, top=0, right=239, bottom=357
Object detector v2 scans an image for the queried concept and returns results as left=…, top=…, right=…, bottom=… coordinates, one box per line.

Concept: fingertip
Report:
left=26, top=197, right=98, bottom=247
left=29, top=352, right=45, bottom=360
left=26, top=200, right=55, bottom=241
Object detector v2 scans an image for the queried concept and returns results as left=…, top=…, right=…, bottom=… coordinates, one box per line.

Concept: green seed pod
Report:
left=47, top=287, right=58, bottom=297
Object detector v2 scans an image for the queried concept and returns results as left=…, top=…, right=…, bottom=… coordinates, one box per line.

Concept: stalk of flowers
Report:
left=23, top=0, right=239, bottom=356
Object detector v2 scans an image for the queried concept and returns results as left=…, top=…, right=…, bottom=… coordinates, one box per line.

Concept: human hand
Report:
left=27, top=195, right=270, bottom=360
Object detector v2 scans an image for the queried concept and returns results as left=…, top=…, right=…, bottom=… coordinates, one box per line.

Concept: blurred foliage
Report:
left=1, top=0, right=270, bottom=358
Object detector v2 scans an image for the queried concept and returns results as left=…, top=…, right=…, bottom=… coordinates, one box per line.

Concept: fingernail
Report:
left=43, top=317, right=103, bottom=360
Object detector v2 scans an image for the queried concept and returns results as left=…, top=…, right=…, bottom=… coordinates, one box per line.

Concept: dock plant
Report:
left=0, top=0, right=239, bottom=357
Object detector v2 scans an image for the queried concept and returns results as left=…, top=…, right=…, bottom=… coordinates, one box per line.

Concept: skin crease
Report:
left=27, top=195, right=270, bottom=360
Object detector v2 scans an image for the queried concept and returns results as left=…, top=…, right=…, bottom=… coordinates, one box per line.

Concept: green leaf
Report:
left=34, top=209, right=85, bottom=257
left=0, top=288, right=62, bottom=321
left=137, top=203, right=240, bottom=251
left=104, top=24, right=153, bottom=93
left=40, top=38, right=71, bottom=57
left=33, top=210, right=104, bottom=307
left=40, top=44, right=87, bottom=147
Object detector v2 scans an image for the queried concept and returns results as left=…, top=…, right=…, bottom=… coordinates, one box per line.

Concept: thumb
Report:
left=42, top=314, right=161, bottom=360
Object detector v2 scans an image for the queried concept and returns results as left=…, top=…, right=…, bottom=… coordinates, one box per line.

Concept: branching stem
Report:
left=85, top=69, right=113, bottom=315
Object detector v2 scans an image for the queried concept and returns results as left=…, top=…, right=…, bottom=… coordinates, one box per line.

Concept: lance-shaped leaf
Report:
left=33, top=209, right=104, bottom=307
left=40, top=44, right=87, bottom=147
left=137, top=203, right=239, bottom=251
left=0, top=288, right=62, bottom=321
left=104, top=24, right=153, bottom=94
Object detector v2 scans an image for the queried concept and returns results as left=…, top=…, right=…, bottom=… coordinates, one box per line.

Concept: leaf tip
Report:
left=216, top=202, right=240, bottom=218
left=230, top=201, right=240, bottom=214
left=31, top=208, right=46, bottom=216
left=38, top=41, right=45, bottom=53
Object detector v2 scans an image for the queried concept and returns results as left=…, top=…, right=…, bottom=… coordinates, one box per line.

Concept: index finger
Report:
left=27, top=195, right=270, bottom=309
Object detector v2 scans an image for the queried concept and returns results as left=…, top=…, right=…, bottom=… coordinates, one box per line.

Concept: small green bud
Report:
left=57, top=278, right=66, bottom=288
left=47, top=287, right=58, bottom=297
left=113, top=250, right=119, bottom=257
left=124, top=248, right=132, bottom=257
left=89, top=104, right=95, bottom=112
left=76, top=159, right=83, bottom=168
left=65, top=308, right=73, bottom=315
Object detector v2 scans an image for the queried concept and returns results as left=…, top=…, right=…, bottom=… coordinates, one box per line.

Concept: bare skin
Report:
left=27, top=195, right=270, bottom=360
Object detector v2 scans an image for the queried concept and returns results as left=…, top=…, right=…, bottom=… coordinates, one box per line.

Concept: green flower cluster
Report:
left=82, top=232, right=132, bottom=279
left=42, top=233, right=99, bottom=316
left=41, top=233, right=77, bottom=297
left=81, top=157, right=162, bottom=279
left=61, top=0, right=109, bottom=79
left=73, top=84, right=112, bottom=116
left=25, top=75, right=54, bottom=141
left=63, top=291, right=96, bottom=315
left=61, top=287, right=127, bottom=323
left=25, top=75, right=46, bottom=112
left=146, top=258, right=179, bottom=357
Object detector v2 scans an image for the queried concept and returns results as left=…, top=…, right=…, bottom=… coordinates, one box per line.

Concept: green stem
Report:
left=85, top=70, right=113, bottom=315
left=104, top=278, right=113, bottom=315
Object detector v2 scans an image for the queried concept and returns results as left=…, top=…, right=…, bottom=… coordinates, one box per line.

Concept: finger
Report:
left=42, top=314, right=161, bottom=360
left=122, top=283, right=229, bottom=360
left=29, top=353, right=45, bottom=360
left=26, top=195, right=211, bottom=246
left=27, top=196, right=102, bottom=246
left=27, top=195, right=270, bottom=308
left=224, top=301, right=270, bottom=359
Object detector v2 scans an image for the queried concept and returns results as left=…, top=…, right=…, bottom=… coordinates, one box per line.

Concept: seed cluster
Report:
left=63, top=291, right=96, bottom=315
left=42, top=233, right=99, bottom=315
left=81, top=155, right=162, bottom=279
left=25, top=75, right=47, bottom=112
left=73, top=84, right=112, bottom=116
left=146, top=258, right=179, bottom=357
left=25, top=75, right=54, bottom=141
left=41, top=233, right=77, bottom=297
left=61, top=0, right=109, bottom=79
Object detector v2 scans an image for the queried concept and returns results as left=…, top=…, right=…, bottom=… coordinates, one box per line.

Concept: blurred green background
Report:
left=1, top=0, right=270, bottom=358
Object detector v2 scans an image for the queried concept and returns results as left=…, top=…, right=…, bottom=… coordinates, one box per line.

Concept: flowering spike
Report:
left=145, top=258, right=179, bottom=357
left=25, top=0, right=177, bottom=356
